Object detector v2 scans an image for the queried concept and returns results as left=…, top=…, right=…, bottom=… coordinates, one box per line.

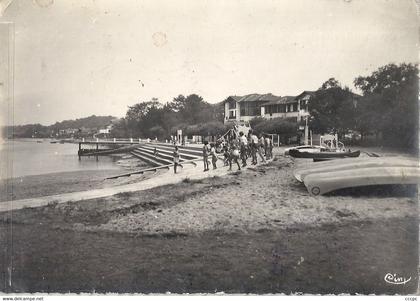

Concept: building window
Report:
left=228, top=100, right=236, bottom=109
left=240, top=102, right=258, bottom=116
left=265, top=104, right=287, bottom=114
left=229, top=110, right=236, bottom=119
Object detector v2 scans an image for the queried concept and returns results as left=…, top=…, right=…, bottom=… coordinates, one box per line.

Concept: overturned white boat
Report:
left=294, top=156, right=419, bottom=182
left=293, top=156, right=420, bottom=196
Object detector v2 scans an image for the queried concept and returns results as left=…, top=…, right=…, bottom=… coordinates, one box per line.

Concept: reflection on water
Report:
left=0, top=139, right=123, bottom=179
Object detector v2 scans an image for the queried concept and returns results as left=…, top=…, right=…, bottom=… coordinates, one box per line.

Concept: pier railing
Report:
left=76, top=138, right=156, bottom=144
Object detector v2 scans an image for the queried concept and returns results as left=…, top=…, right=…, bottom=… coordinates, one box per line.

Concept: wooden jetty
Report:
left=76, top=138, right=142, bottom=158
left=75, top=139, right=204, bottom=178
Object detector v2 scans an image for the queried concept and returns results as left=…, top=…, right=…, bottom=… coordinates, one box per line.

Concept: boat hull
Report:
left=289, top=149, right=360, bottom=159
left=303, top=166, right=420, bottom=196
left=294, top=156, right=419, bottom=182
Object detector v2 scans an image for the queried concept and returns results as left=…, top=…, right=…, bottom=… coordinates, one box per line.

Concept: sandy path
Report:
left=0, top=160, right=259, bottom=212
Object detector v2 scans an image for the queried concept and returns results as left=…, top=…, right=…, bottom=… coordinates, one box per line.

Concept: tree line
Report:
left=110, top=94, right=227, bottom=139
left=2, top=115, right=116, bottom=138
left=308, top=63, right=418, bottom=151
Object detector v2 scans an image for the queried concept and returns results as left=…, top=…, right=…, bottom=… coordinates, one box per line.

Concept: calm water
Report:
left=0, top=139, right=123, bottom=179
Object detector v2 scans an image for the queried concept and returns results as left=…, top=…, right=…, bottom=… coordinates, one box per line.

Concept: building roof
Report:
left=264, top=96, right=296, bottom=106
left=295, top=90, right=361, bottom=99
left=238, top=94, right=266, bottom=103
left=227, top=96, right=243, bottom=102
left=295, top=91, right=317, bottom=99
left=257, top=93, right=280, bottom=102
left=225, top=93, right=281, bottom=103
left=225, top=90, right=361, bottom=106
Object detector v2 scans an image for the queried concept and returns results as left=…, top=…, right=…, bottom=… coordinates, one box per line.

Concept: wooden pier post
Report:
left=78, top=142, right=81, bottom=160
left=96, top=143, right=99, bottom=161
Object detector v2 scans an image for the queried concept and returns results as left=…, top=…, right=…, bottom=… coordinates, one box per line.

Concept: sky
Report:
left=0, top=0, right=418, bottom=125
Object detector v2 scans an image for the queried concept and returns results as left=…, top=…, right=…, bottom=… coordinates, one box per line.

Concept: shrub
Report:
left=254, top=118, right=297, bottom=135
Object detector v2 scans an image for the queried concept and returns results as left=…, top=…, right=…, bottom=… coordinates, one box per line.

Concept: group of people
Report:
left=171, top=130, right=274, bottom=174
left=202, top=130, right=274, bottom=172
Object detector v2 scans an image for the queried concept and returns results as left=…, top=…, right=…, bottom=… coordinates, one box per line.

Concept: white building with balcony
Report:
left=223, top=91, right=316, bottom=125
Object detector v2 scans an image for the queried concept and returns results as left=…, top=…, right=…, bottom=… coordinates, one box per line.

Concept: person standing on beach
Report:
left=259, top=134, right=265, bottom=156
left=257, top=133, right=266, bottom=163
left=250, top=132, right=259, bottom=165
left=228, top=143, right=241, bottom=171
left=239, top=131, right=248, bottom=167
left=223, top=145, right=230, bottom=166
left=173, top=146, right=180, bottom=174
left=264, top=135, right=270, bottom=160
left=202, top=141, right=210, bottom=171
left=210, top=143, right=218, bottom=170
left=269, top=136, right=274, bottom=159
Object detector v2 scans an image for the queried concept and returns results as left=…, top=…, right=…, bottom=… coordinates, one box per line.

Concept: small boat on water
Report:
left=289, top=148, right=360, bottom=159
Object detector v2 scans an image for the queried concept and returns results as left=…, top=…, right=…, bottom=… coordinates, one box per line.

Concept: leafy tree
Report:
left=160, top=104, right=182, bottom=136
left=180, top=94, right=211, bottom=124
left=354, top=63, right=418, bottom=150
left=254, top=118, right=297, bottom=136
left=125, top=99, right=162, bottom=137
left=211, top=102, right=225, bottom=123
left=198, top=121, right=228, bottom=137
left=308, top=78, right=359, bottom=138
left=110, top=118, right=129, bottom=138
left=51, top=115, right=115, bottom=131
left=250, top=117, right=266, bottom=129
left=321, top=78, right=341, bottom=90
left=148, top=125, right=166, bottom=139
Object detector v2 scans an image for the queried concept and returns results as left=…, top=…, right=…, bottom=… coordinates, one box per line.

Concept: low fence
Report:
left=77, top=138, right=156, bottom=143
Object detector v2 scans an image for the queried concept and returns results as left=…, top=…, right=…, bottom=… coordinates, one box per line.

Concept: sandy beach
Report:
left=0, top=151, right=417, bottom=294
left=89, top=156, right=416, bottom=235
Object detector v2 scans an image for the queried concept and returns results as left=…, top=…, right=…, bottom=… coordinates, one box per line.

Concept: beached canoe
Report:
left=289, top=149, right=360, bottom=159
left=303, top=166, right=420, bottom=196
left=294, top=156, right=418, bottom=182
left=284, top=145, right=328, bottom=156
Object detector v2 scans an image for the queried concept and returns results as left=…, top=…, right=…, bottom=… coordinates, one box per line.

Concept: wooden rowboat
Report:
left=303, top=166, right=420, bottom=196
left=289, top=149, right=360, bottom=159
left=294, top=156, right=418, bottom=182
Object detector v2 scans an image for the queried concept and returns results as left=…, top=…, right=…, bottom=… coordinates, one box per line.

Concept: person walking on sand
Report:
left=239, top=131, right=248, bottom=167
left=264, top=134, right=271, bottom=160
left=223, top=145, right=230, bottom=166
left=250, top=132, right=259, bottom=165
left=228, top=143, right=241, bottom=171
left=210, top=143, right=218, bottom=170
left=268, top=136, right=274, bottom=159
left=257, top=133, right=266, bottom=163
left=202, top=141, right=210, bottom=171
left=259, top=134, right=266, bottom=156
left=173, top=146, right=180, bottom=174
